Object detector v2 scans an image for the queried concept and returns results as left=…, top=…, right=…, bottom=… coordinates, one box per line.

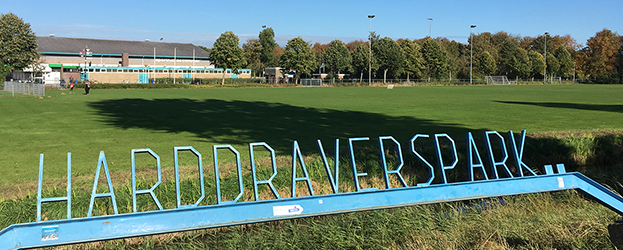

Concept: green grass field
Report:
left=1, top=84, right=622, bottom=185
left=1, top=84, right=623, bottom=249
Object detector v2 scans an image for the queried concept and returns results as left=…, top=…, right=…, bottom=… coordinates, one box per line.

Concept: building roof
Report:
left=36, top=36, right=210, bottom=58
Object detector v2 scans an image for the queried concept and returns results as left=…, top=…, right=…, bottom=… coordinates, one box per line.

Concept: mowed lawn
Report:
left=1, top=84, right=622, bottom=186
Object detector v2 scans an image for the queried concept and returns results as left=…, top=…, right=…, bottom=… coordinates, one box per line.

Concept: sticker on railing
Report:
left=273, top=205, right=304, bottom=216
left=41, top=225, right=59, bottom=241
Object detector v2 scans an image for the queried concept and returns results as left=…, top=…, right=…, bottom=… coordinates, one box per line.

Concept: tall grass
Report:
left=2, top=132, right=622, bottom=249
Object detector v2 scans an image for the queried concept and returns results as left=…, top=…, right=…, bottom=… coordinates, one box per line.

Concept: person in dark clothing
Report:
left=85, top=80, right=90, bottom=95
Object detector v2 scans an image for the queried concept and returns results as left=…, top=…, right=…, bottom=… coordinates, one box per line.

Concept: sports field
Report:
left=1, top=84, right=622, bottom=185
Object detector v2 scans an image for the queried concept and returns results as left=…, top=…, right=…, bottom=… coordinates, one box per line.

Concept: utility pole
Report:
left=368, top=15, right=375, bottom=86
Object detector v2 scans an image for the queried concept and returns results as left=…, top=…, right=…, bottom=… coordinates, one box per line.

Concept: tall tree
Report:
left=441, top=39, right=468, bottom=79
left=530, top=35, right=555, bottom=57
left=322, top=39, right=352, bottom=80
left=400, top=39, right=425, bottom=81
left=351, top=43, right=377, bottom=82
left=210, top=31, right=246, bottom=86
left=259, top=27, right=277, bottom=67
left=0, top=12, right=39, bottom=80
left=527, top=50, right=545, bottom=78
left=585, top=29, right=621, bottom=77
left=545, top=52, right=559, bottom=78
left=242, top=39, right=263, bottom=77
left=421, top=38, right=448, bottom=80
left=555, top=45, right=573, bottom=77
left=280, top=37, right=315, bottom=81
left=478, top=50, right=497, bottom=76
left=498, top=40, right=531, bottom=78
left=372, top=37, right=405, bottom=83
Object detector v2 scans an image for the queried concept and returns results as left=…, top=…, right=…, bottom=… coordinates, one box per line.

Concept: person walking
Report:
left=85, top=80, right=90, bottom=95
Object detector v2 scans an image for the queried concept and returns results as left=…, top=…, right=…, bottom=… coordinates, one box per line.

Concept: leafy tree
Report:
left=242, top=39, right=263, bottom=77
left=532, top=34, right=581, bottom=56
left=441, top=39, right=468, bottom=79
left=527, top=50, right=545, bottom=78
left=259, top=27, right=277, bottom=67
left=210, top=31, right=246, bottom=86
left=369, top=31, right=380, bottom=45
left=372, top=37, right=405, bottom=83
left=492, top=32, right=521, bottom=48
left=280, top=37, right=315, bottom=81
left=273, top=46, right=285, bottom=66
left=322, top=40, right=352, bottom=81
left=478, top=51, right=497, bottom=76
left=197, top=45, right=211, bottom=53
left=351, top=43, right=377, bottom=82
left=345, top=40, right=365, bottom=52
left=311, top=42, right=329, bottom=72
left=0, top=64, right=8, bottom=81
left=498, top=40, right=530, bottom=78
left=584, top=29, right=621, bottom=78
left=472, top=32, right=498, bottom=77
left=574, top=47, right=590, bottom=78
left=399, top=39, right=425, bottom=81
left=421, top=38, right=448, bottom=80
left=545, top=52, right=559, bottom=78
left=530, top=35, right=554, bottom=57
left=555, top=45, right=573, bottom=77
left=618, top=42, right=623, bottom=83
left=0, top=12, right=39, bottom=79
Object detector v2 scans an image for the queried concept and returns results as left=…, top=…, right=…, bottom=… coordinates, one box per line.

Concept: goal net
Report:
left=300, top=79, right=322, bottom=87
left=485, top=76, right=513, bottom=85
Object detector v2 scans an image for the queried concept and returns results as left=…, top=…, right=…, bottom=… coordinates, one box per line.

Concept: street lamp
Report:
left=368, top=15, right=375, bottom=86
left=427, top=18, right=433, bottom=38
left=261, top=25, right=267, bottom=80
left=544, top=32, right=549, bottom=84
left=470, top=25, right=476, bottom=84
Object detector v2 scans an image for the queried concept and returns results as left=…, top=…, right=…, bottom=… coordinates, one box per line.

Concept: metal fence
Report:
left=300, top=79, right=322, bottom=86
left=3, top=81, right=45, bottom=96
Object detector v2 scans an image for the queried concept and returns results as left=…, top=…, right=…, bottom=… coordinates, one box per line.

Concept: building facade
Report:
left=30, top=36, right=250, bottom=84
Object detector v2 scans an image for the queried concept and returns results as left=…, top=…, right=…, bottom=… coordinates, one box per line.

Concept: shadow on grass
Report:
left=88, top=98, right=477, bottom=154
left=87, top=98, right=623, bottom=189
left=496, top=101, right=623, bottom=114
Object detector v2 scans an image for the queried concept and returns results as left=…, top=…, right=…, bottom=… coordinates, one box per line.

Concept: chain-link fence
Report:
left=2, top=81, right=45, bottom=96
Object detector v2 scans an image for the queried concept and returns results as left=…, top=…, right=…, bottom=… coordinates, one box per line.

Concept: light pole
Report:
left=80, top=46, right=91, bottom=82
left=470, top=25, right=476, bottom=84
left=544, top=32, right=549, bottom=84
left=427, top=18, right=433, bottom=38
left=261, top=25, right=267, bottom=81
left=368, top=15, right=375, bottom=86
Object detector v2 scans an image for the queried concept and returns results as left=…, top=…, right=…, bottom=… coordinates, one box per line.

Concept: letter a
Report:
left=88, top=151, right=119, bottom=217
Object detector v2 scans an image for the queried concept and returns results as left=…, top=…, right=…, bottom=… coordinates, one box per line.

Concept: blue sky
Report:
left=2, top=0, right=621, bottom=47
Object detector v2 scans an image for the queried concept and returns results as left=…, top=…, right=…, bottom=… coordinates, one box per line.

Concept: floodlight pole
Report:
left=470, top=25, right=476, bottom=84
left=368, top=15, right=375, bottom=86
left=174, top=47, right=176, bottom=84
left=544, top=32, right=549, bottom=84
left=428, top=18, right=433, bottom=38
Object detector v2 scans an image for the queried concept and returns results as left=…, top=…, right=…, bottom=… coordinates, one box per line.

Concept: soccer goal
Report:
left=485, top=76, right=514, bottom=85
left=300, top=78, right=322, bottom=87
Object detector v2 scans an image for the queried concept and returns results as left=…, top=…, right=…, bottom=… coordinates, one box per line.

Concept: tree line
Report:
left=211, top=28, right=623, bottom=84
left=2, top=12, right=622, bottom=84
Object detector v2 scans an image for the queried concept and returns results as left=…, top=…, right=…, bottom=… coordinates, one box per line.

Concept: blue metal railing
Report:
left=2, top=171, right=622, bottom=249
